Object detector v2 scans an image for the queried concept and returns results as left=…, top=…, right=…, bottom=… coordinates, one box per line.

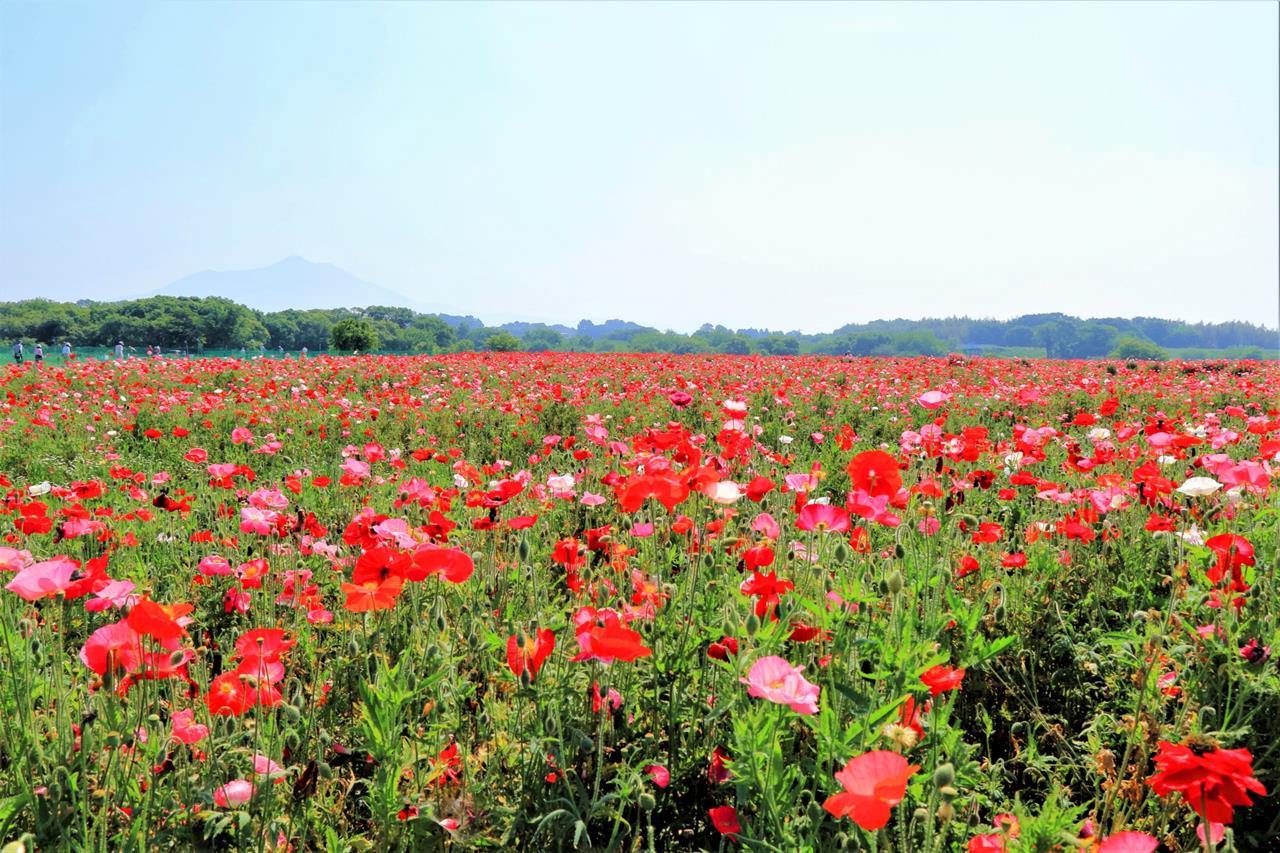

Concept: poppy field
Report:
left=0, top=352, right=1276, bottom=852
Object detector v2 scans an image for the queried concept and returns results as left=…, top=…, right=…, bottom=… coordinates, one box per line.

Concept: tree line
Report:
left=0, top=297, right=1275, bottom=359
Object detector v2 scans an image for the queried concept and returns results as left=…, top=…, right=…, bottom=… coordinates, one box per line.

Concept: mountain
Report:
left=149, top=256, right=453, bottom=314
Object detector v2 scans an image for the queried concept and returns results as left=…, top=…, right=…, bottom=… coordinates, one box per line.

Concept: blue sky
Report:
left=1, top=1, right=1276, bottom=331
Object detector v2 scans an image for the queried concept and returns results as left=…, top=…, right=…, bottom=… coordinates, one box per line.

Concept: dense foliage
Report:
left=0, top=352, right=1276, bottom=852
left=1, top=298, right=1275, bottom=359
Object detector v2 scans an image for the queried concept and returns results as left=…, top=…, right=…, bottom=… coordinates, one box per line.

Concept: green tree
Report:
left=522, top=328, right=563, bottom=352
left=330, top=317, right=380, bottom=352
left=1109, top=335, right=1167, bottom=361
left=484, top=331, right=520, bottom=352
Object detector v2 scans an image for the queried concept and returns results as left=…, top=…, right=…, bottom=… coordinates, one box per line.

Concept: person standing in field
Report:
left=115, top=341, right=125, bottom=360
left=62, top=342, right=72, bottom=361
left=300, top=346, right=308, bottom=358
left=12, top=340, right=23, bottom=364
left=33, top=343, right=44, bottom=364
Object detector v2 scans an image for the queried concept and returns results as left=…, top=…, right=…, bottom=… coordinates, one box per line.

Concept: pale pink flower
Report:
left=0, top=547, right=34, bottom=573
left=1098, top=832, right=1159, bottom=853
left=198, top=555, right=233, bottom=576
left=213, top=779, right=255, bottom=808
left=916, top=390, right=951, bottom=409
left=740, top=656, right=820, bottom=715
left=252, top=754, right=287, bottom=781
left=85, top=579, right=138, bottom=612
left=170, top=709, right=209, bottom=745
left=6, top=558, right=78, bottom=602
left=704, top=481, right=742, bottom=505
left=751, top=512, right=781, bottom=540
left=239, top=506, right=278, bottom=536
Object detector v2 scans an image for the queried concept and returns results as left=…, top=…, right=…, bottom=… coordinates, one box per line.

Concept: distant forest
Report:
left=1, top=296, right=1276, bottom=360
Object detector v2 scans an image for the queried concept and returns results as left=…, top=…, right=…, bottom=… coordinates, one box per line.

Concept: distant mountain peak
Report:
left=147, top=258, right=453, bottom=314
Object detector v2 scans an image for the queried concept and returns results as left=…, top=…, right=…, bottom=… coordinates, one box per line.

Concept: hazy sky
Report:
left=2, top=1, right=1277, bottom=332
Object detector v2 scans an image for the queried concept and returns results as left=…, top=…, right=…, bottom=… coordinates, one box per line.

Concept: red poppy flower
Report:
left=823, top=750, right=920, bottom=830
left=410, top=546, right=474, bottom=584
left=846, top=450, right=902, bottom=499
left=920, top=664, right=966, bottom=696
left=507, top=628, right=555, bottom=682
left=1147, top=739, right=1266, bottom=824
left=708, top=805, right=741, bottom=839
left=570, top=610, right=652, bottom=664
left=207, top=672, right=254, bottom=716
left=341, top=576, right=404, bottom=612
left=126, top=599, right=193, bottom=643
left=1204, top=534, right=1254, bottom=591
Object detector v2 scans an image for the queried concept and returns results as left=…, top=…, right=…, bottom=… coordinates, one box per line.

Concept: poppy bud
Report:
left=806, top=801, right=825, bottom=824
left=435, top=612, right=447, bottom=632
left=912, top=807, right=928, bottom=822
left=577, top=734, right=593, bottom=753
left=832, top=541, right=848, bottom=563
left=994, top=604, right=1006, bottom=624
left=282, top=703, right=302, bottom=724
left=933, top=763, right=955, bottom=788
left=519, top=669, right=531, bottom=689
left=168, top=650, right=187, bottom=668
left=518, top=538, right=530, bottom=561
left=887, top=571, right=904, bottom=595
left=877, top=578, right=890, bottom=597
left=639, top=792, right=656, bottom=812
left=745, top=613, right=760, bottom=636
left=938, top=785, right=958, bottom=802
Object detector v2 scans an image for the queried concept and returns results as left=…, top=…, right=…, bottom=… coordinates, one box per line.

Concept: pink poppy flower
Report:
left=797, top=503, right=851, bottom=533
left=6, top=557, right=78, bottom=601
left=170, top=708, right=209, bottom=745
left=239, top=506, right=278, bottom=536
left=213, top=779, right=255, bottom=808
left=916, top=390, right=951, bottom=409
left=740, top=656, right=820, bottom=715
left=644, top=764, right=670, bottom=788
left=1098, top=832, right=1158, bottom=853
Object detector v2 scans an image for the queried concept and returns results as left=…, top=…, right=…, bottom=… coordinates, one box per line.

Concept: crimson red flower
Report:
left=920, top=664, right=966, bottom=696
left=708, top=805, right=741, bottom=839
left=846, top=450, right=902, bottom=499
left=410, top=546, right=475, bottom=584
left=126, top=599, right=193, bottom=643
left=1204, top=533, right=1254, bottom=591
left=1147, top=739, right=1266, bottom=824
left=823, top=750, right=920, bottom=830
left=206, top=672, right=254, bottom=716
